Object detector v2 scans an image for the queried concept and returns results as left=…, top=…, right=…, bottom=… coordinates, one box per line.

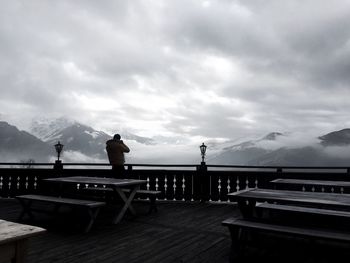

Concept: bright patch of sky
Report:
left=2, top=0, right=350, bottom=146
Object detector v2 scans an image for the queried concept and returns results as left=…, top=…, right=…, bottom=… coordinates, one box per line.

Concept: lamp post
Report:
left=199, top=143, right=207, bottom=165
left=54, top=141, right=64, bottom=170
left=198, top=142, right=208, bottom=202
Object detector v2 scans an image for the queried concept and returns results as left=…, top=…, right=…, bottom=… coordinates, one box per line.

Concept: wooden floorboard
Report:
left=2, top=198, right=349, bottom=262
left=0, top=198, right=237, bottom=263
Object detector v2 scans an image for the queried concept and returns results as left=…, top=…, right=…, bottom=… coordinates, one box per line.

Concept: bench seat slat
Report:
left=16, top=195, right=106, bottom=208
left=16, top=195, right=105, bottom=233
left=84, top=187, right=161, bottom=195
left=223, top=217, right=350, bottom=242
left=256, top=203, right=350, bottom=218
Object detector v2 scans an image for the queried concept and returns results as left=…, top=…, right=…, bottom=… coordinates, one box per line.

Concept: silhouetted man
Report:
left=106, top=134, right=130, bottom=178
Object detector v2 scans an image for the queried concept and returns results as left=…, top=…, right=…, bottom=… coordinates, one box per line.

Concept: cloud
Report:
left=58, top=150, right=106, bottom=163
left=322, top=145, right=350, bottom=159
left=1, top=0, right=350, bottom=146
left=255, top=132, right=322, bottom=150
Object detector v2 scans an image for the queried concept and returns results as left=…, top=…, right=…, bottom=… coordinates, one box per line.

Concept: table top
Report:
left=271, top=178, right=350, bottom=187
left=228, top=188, right=350, bottom=209
left=0, top=220, right=46, bottom=245
left=43, top=176, right=147, bottom=187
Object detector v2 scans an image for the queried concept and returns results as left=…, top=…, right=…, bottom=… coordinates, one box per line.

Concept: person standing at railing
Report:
left=106, top=134, right=130, bottom=178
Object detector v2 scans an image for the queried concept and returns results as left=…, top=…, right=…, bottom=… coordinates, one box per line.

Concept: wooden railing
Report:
left=1, top=162, right=350, bottom=201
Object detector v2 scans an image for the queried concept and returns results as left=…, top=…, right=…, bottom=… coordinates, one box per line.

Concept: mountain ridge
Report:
left=2, top=118, right=350, bottom=165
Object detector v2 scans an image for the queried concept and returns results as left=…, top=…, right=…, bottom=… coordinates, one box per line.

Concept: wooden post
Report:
left=198, top=162, right=208, bottom=202
left=53, top=160, right=63, bottom=171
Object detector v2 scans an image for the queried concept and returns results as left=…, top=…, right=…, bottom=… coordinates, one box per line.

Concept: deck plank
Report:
left=2, top=197, right=347, bottom=262
left=0, top=198, right=236, bottom=263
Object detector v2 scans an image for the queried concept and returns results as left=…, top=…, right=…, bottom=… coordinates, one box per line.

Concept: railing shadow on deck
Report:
left=1, top=162, right=350, bottom=201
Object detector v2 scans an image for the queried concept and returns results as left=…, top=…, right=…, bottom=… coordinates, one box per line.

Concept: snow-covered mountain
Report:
left=30, top=117, right=75, bottom=142
left=0, top=121, right=52, bottom=162
left=207, top=132, right=284, bottom=164
left=28, top=117, right=155, bottom=162
left=209, top=130, right=350, bottom=166
left=3, top=117, right=350, bottom=166
left=30, top=117, right=154, bottom=145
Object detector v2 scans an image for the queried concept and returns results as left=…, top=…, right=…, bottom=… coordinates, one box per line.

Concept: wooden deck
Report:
left=0, top=198, right=347, bottom=263
left=0, top=198, right=237, bottom=263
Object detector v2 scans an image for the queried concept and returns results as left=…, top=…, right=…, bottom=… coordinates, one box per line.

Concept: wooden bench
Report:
left=0, top=219, right=46, bottom=263
left=256, top=202, right=350, bottom=228
left=83, top=187, right=161, bottom=214
left=16, top=195, right=106, bottom=233
left=222, top=217, right=350, bottom=261
left=257, top=202, right=350, bottom=218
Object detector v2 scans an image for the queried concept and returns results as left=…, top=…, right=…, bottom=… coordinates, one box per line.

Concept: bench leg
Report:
left=13, top=239, right=28, bottom=263
left=148, top=196, right=158, bottom=214
left=238, top=200, right=256, bottom=218
left=18, top=199, right=34, bottom=221
left=227, top=226, right=245, bottom=262
left=84, top=207, right=101, bottom=233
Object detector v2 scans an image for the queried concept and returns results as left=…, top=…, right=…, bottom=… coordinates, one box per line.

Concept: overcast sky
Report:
left=2, top=0, right=350, bottom=146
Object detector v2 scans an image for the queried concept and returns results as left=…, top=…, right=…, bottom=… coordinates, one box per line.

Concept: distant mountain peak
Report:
left=319, top=128, right=350, bottom=146
left=222, top=131, right=283, bottom=151
left=30, top=117, right=76, bottom=142
left=261, top=132, right=283, bottom=141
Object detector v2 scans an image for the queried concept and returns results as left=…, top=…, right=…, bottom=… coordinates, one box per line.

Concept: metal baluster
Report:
left=255, top=177, right=258, bottom=188
left=8, top=176, right=12, bottom=191
left=164, top=175, right=168, bottom=201
left=218, top=177, right=221, bottom=202
left=182, top=175, right=185, bottom=201
left=155, top=177, right=159, bottom=201
left=147, top=177, right=150, bottom=191
left=25, top=176, right=29, bottom=189
left=17, top=176, right=20, bottom=190
left=245, top=177, right=249, bottom=189
left=0, top=176, right=2, bottom=190
left=209, top=174, right=212, bottom=202
left=236, top=177, right=240, bottom=192
left=191, top=174, right=194, bottom=202
left=34, top=176, right=37, bottom=190
left=227, top=178, right=231, bottom=203
left=173, top=175, right=177, bottom=201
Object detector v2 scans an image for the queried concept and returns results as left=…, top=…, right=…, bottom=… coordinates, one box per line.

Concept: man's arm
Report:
left=121, top=142, right=130, bottom=153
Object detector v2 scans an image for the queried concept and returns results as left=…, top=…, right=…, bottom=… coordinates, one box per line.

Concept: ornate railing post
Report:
left=127, top=164, right=133, bottom=178
left=198, top=161, right=209, bottom=202
left=53, top=160, right=63, bottom=171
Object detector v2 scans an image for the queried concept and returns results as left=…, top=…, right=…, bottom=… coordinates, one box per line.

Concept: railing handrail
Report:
left=1, top=162, right=350, bottom=201
left=1, top=162, right=350, bottom=170
left=0, top=162, right=197, bottom=167
left=207, top=164, right=350, bottom=169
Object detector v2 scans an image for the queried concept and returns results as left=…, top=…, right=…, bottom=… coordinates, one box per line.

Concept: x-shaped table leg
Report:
left=112, top=185, right=140, bottom=224
left=84, top=207, right=101, bottom=233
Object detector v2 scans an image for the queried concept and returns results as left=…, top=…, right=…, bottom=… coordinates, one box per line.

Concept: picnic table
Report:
left=271, top=178, right=350, bottom=193
left=223, top=187, right=350, bottom=260
left=228, top=188, right=350, bottom=217
left=0, top=219, right=45, bottom=263
left=43, top=176, right=147, bottom=224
